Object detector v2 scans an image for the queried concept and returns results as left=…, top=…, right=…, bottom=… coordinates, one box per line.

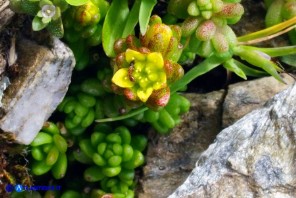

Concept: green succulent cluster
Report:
left=30, top=122, right=68, bottom=180
left=63, top=0, right=110, bottom=70
left=74, top=124, right=146, bottom=197
left=167, top=0, right=244, bottom=22
left=142, top=93, right=190, bottom=134
left=168, top=0, right=244, bottom=58
left=122, top=93, right=191, bottom=134
left=265, top=0, right=296, bottom=44
left=58, top=89, right=99, bottom=136
left=57, top=66, right=111, bottom=132
left=163, top=0, right=291, bottom=85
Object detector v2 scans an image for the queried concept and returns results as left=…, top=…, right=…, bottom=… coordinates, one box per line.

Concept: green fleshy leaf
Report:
left=46, top=18, right=64, bottom=38
left=233, top=46, right=284, bottom=83
left=265, top=0, right=283, bottom=27
left=39, top=0, right=53, bottom=7
left=233, top=59, right=267, bottom=77
left=20, top=1, right=39, bottom=15
left=37, top=11, right=43, bottom=17
left=281, top=55, right=296, bottom=67
left=42, top=17, right=51, bottom=24
left=102, top=0, right=129, bottom=57
left=223, top=58, right=247, bottom=80
left=240, top=45, right=296, bottom=57
left=52, top=6, right=61, bottom=20
left=65, top=0, right=88, bottom=6
left=139, top=0, right=157, bottom=35
left=32, top=16, right=47, bottom=31
left=122, top=0, right=141, bottom=37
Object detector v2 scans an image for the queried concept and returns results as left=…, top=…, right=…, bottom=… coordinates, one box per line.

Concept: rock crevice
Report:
left=168, top=81, right=296, bottom=198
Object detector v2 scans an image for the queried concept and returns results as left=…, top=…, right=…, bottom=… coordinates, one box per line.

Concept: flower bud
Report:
left=211, top=32, right=229, bottom=53
left=114, top=38, right=127, bottom=54
left=164, top=36, right=183, bottom=62
left=195, top=20, right=217, bottom=41
left=141, top=22, right=173, bottom=55
left=115, top=53, right=128, bottom=69
left=141, top=17, right=182, bottom=62
left=181, top=17, right=200, bottom=37
left=170, top=25, right=182, bottom=41
left=124, top=89, right=138, bottom=101
left=164, top=60, right=184, bottom=84
left=74, top=1, right=100, bottom=26
left=218, top=25, right=237, bottom=48
left=146, top=86, right=170, bottom=110
left=216, top=3, right=244, bottom=22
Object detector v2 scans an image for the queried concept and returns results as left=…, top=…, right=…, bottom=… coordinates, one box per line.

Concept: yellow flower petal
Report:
left=137, top=88, right=153, bottom=102
left=147, top=52, right=164, bottom=69
left=112, top=68, right=135, bottom=88
left=125, top=49, right=145, bottom=63
left=159, top=72, right=167, bottom=83
left=153, top=82, right=163, bottom=90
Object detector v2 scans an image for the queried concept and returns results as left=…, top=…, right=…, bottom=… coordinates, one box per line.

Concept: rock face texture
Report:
left=0, top=38, right=75, bottom=144
left=0, top=0, right=14, bottom=32
left=138, top=74, right=295, bottom=198
left=169, top=82, right=296, bottom=198
left=138, top=90, right=225, bottom=198
left=222, top=74, right=295, bottom=127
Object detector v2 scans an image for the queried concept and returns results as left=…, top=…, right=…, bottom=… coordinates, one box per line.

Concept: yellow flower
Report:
left=112, top=49, right=166, bottom=102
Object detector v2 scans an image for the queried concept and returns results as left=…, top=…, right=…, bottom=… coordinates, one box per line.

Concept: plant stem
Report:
left=95, top=106, right=148, bottom=122
left=238, top=25, right=296, bottom=45
left=237, top=16, right=296, bottom=42
left=170, top=54, right=228, bottom=93
left=240, top=45, right=296, bottom=57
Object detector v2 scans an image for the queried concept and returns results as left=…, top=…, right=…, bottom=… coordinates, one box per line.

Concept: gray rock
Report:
left=138, top=75, right=295, bottom=198
left=138, top=90, right=225, bottom=198
left=0, top=53, right=6, bottom=76
left=0, top=0, right=14, bottom=32
left=0, top=38, right=75, bottom=145
left=169, top=82, right=296, bottom=198
left=223, top=73, right=295, bottom=128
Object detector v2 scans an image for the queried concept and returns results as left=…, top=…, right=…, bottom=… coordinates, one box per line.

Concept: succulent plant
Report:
left=10, top=0, right=69, bottom=37
left=77, top=125, right=146, bottom=197
left=111, top=15, right=184, bottom=109
left=30, top=122, right=68, bottom=179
